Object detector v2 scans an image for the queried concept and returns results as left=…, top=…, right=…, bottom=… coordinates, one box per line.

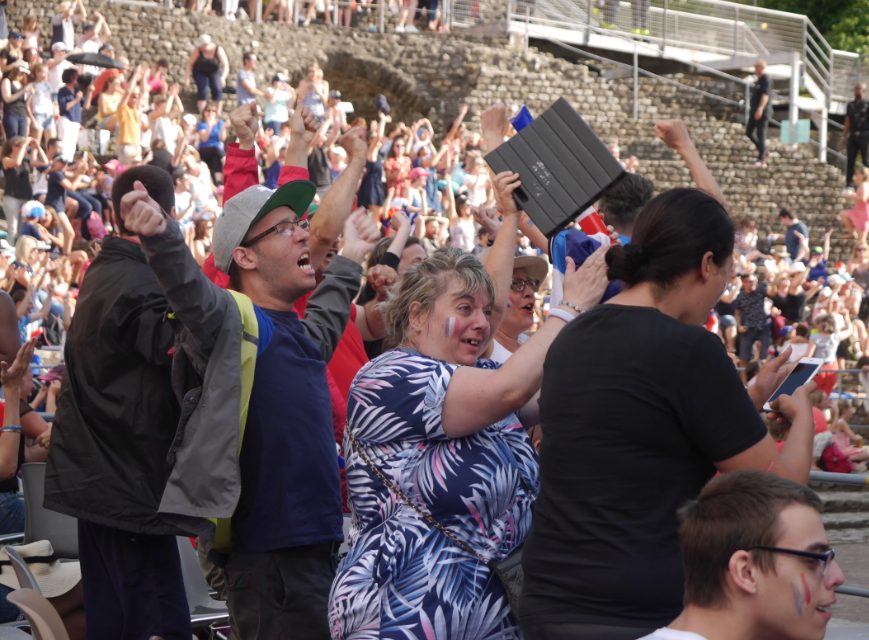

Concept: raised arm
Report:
left=2, top=137, right=29, bottom=170
left=119, top=65, right=144, bottom=106
left=481, top=172, right=521, bottom=333
left=655, top=119, right=728, bottom=210
left=92, top=10, right=111, bottom=39
left=356, top=263, right=396, bottom=342
left=518, top=213, right=549, bottom=255
left=122, top=181, right=232, bottom=358
left=284, top=97, right=319, bottom=169
left=384, top=210, right=412, bottom=261
left=480, top=102, right=508, bottom=152
left=72, top=0, right=87, bottom=22
left=444, top=104, right=469, bottom=143
left=441, top=250, right=607, bottom=438
left=222, top=103, right=262, bottom=201
left=301, top=210, right=379, bottom=360
left=307, top=126, right=368, bottom=270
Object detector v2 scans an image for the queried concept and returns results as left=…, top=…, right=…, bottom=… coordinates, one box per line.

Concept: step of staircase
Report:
left=822, top=512, right=869, bottom=531
left=850, top=425, right=869, bottom=438
left=827, top=527, right=869, bottom=544
left=818, top=492, right=869, bottom=513
left=826, top=620, right=869, bottom=639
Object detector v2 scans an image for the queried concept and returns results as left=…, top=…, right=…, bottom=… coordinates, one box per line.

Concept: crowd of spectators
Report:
left=0, top=3, right=859, bottom=640
left=181, top=0, right=450, bottom=32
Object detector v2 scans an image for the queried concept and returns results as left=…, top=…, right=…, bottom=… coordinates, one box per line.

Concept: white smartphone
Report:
left=762, top=357, right=824, bottom=412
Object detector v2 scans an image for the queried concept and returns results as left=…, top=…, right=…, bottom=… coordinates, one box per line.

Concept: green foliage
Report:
left=826, top=12, right=869, bottom=55
left=756, top=0, right=869, bottom=54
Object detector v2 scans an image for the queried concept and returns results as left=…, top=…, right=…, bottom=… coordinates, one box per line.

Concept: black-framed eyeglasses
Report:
left=240, top=217, right=309, bottom=248
left=749, top=545, right=836, bottom=576
left=511, top=278, right=541, bottom=292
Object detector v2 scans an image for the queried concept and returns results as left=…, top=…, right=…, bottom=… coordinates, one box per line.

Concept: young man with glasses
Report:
left=639, top=469, right=845, bottom=640
left=118, top=102, right=378, bottom=639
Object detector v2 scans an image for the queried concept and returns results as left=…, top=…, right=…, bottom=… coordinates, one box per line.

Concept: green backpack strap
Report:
left=210, top=290, right=259, bottom=552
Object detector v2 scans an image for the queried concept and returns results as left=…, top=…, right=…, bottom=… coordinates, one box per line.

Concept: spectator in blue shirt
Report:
left=807, top=230, right=833, bottom=283
left=779, top=208, right=809, bottom=262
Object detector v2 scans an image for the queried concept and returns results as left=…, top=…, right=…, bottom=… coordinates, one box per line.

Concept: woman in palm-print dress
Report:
left=328, top=172, right=604, bottom=639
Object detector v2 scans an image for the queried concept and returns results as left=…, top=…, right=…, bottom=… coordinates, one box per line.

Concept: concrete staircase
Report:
left=813, top=450, right=869, bottom=545
left=818, top=491, right=869, bottom=545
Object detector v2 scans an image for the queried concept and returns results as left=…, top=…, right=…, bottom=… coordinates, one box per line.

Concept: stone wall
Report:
left=12, top=0, right=853, bottom=258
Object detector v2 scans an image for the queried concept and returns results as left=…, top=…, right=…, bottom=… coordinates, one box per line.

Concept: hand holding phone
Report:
left=762, top=357, right=823, bottom=412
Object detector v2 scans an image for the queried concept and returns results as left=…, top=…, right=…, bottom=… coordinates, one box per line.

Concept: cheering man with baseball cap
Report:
left=120, top=104, right=380, bottom=637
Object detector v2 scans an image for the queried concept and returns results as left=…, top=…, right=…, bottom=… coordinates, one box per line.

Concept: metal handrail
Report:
left=808, top=469, right=869, bottom=600
left=837, top=585, right=869, bottom=598
left=539, top=35, right=859, bottom=166
left=546, top=37, right=743, bottom=109
left=499, top=0, right=863, bottom=162
left=810, top=470, right=869, bottom=487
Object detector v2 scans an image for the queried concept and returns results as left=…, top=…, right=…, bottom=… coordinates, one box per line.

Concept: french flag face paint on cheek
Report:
left=801, top=573, right=812, bottom=607
left=792, top=583, right=805, bottom=616
left=444, top=316, right=456, bottom=337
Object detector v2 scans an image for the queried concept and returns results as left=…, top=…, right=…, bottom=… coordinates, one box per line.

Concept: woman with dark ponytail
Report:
left=605, top=187, right=736, bottom=293
left=520, top=122, right=817, bottom=640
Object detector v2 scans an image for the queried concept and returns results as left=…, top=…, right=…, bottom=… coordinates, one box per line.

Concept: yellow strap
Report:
left=210, top=290, right=259, bottom=552
left=228, top=290, right=259, bottom=453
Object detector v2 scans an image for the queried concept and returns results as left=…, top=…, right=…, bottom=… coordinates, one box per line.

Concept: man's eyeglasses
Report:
left=240, top=217, right=309, bottom=248
left=750, top=545, right=836, bottom=576
left=511, top=278, right=541, bottom=292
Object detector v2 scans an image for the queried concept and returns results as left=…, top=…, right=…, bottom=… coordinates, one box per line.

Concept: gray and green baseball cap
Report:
left=212, top=180, right=316, bottom=273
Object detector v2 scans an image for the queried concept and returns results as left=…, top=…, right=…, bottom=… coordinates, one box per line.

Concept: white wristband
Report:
left=547, top=307, right=576, bottom=324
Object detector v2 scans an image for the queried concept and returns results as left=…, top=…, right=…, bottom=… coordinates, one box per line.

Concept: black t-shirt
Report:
left=848, top=98, right=869, bottom=136
left=4, top=158, right=32, bottom=200
left=307, top=146, right=332, bottom=189
left=750, top=73, right=770, bottom=114
left=521, top=305, right=767, bottom=627
left=715, top=298, right=736, bottom=317
left=771, top=291, right=806, bottom=323
left=147, top=148, right=174, bottom=175
left=1, top=49, right=19, bottom=68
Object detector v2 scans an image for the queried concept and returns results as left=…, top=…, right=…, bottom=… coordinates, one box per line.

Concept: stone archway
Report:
left=320, top=50, right=435, bottom=126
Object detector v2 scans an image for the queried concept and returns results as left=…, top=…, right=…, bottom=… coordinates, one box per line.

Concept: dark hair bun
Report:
left=606, top=243, right=646, bottom=285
